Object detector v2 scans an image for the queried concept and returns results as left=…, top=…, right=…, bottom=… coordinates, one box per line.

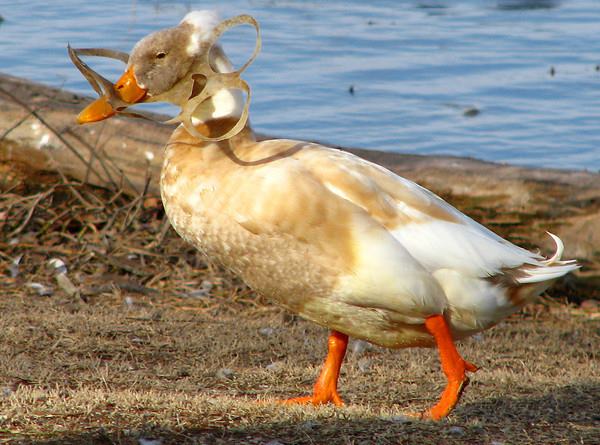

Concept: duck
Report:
left=74, top=10, right=579, bottom=420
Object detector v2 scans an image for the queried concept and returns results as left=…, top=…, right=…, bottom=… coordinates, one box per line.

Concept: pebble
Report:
left=188, top=280, right=213, bottom=298
left=300, top=420, right=320, bottom=431
left=48, top=258, right=68, bottom=274
left=357, top=357, right=371, bottom=373
left=26, top=282, right=53, bottom=297
left=138, top=438, right=162, bottom=445
left=9, top=255, right=22, bottom=278
left=216, top=368, right=235, bottom=380
left=265, top=361, right=283, bottom=372
left=351, top=339, right=368, bottom=356
left=388, top=415, right=413, bottom=424
left=448, top=426, right=465, bottom=436
left=258, top=327, right=275, bottom=337
left=263, top=440, right=284, bottom=445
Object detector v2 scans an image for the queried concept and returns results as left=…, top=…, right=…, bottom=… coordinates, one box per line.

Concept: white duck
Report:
left=75, top=11, right=578, bottom=419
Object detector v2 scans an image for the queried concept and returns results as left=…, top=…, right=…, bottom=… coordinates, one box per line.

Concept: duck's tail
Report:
left=516, top=233, right=579, bottom=284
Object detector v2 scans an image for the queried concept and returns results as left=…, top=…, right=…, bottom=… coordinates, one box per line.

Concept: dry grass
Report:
left=0, top=295, right=598, bottom=444
left=1, top=167, right=599, bottom=444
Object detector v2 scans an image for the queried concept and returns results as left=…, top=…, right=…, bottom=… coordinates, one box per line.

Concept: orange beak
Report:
left=77, top=67, right=147, bottom=124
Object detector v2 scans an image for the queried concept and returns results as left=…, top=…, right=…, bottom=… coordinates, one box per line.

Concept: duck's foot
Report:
left=278, top=330, right=348, bottom=408
left=278, top=389, right=344, bottom=406
left=422, top=314, right=478, bottom=420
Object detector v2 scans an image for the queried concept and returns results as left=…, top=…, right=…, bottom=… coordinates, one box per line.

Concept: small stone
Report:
left=48, top=258, right=68, bottom=274
left=448, top=426, right=465, bottom=436
left=263, top=440, right=284, bottom=445
left=351, top=339, right=368, bottom=356
left=188, top=280, right=213, bottom=298
left=9, top=255, right=22, bottom=278
left=388, top=415, right=413, bottom=424
left=26, top=282, right=53, bottom=297
left=258, top=327, right=275, bottom=337
left=266, top=361, right=283, bottom=372
left=2, top=387, right=13, bottom=397
left=138, top=438, right=162, bottom=445
left=55, top=273, right=79, bottom=297
left=357, top=357, right=371, bottom=373
left=216, top=368, right=234, bottom=380
left=491, top=441, right=505, bottom=445
left=300, top=420, right=320, bottom=431
left=472, top=333, right=484, bottom=342
left=124, top=296, right=135, bottom=307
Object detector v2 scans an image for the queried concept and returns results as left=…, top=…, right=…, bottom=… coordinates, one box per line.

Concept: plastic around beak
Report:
left=68, top=14, right=261, bottom=141
left=74, top=63, right=147, bottom=124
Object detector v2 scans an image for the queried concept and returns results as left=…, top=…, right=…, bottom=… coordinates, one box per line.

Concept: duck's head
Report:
left=76, top=11, right=257, bottom=128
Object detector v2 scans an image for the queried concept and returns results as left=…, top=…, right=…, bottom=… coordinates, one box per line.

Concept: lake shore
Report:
left=1, top=73, right=598, bottom=295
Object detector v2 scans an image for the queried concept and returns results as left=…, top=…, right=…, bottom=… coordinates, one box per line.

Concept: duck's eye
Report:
left=156, top=52, right=167, bottom=59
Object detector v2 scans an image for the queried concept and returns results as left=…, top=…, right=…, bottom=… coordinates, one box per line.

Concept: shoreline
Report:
left=1, top=72, right=599, bottom=285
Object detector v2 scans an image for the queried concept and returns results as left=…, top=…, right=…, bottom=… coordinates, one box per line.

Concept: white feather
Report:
left=182, top=10, right=220, bottom=55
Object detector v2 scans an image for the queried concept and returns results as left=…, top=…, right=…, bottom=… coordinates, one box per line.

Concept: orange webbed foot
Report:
left=278, top=388, right=344, bottom=407
left=278, top=330, right=348, bottom=408
left=422, top=314, right=478, bottom=420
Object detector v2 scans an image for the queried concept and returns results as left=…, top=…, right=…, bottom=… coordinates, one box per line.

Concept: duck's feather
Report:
left=297, top=147, right=538, bottom=273
left=162, top=128, right=577, bottom=344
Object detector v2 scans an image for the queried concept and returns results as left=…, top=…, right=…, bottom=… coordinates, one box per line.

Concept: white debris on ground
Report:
left=387, top=415, right=413, bottom=424
left=357, top=357, right=372, bottom=373
left=265, top=361, right=283, bottom=372
left=48, top=258, right=79, bottom=298
left=216, top=368, right=235, bottom=380
left=258, top=326, right=275, bottom=337
left=187, top=280, right=213, bottom=298
left=9, top=255, right=22, bottom=278
left=138, top=438, right=163, bottom=445
left=350, top=339, right=370, bottom=357
left=25, top=282, right=53, bottom=297
left=448, top=426, right=466, bottom=436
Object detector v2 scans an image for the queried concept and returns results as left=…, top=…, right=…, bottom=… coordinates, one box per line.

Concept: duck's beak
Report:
left=77, top=67, right=148, bottom=124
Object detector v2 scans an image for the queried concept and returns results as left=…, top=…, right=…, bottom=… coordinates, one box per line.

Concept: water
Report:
left=1, top=0, right=599, bottom=170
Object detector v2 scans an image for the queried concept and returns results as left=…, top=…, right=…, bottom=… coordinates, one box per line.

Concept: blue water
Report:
left=1, top=0, right=599, bottom=170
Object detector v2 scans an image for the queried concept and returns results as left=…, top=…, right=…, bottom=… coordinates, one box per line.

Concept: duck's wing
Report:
left=296, top=145, right=572, bottom=279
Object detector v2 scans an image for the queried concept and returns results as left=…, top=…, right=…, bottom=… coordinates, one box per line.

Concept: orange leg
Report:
left=423, top=314, right=478, bottom=420
left=280, top=330, right=348, bottom=406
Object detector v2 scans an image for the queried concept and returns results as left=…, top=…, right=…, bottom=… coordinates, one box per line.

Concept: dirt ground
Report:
left=0, top=169, right=599, bottom=445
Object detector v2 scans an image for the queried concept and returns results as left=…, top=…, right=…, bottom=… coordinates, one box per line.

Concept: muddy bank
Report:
left=1, top=73, right=598, bottom=291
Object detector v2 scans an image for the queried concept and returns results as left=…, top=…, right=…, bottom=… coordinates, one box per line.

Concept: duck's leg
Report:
left=422, top=314, right=478, bottom=420
left=280, top=330, right=348, bottom=406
